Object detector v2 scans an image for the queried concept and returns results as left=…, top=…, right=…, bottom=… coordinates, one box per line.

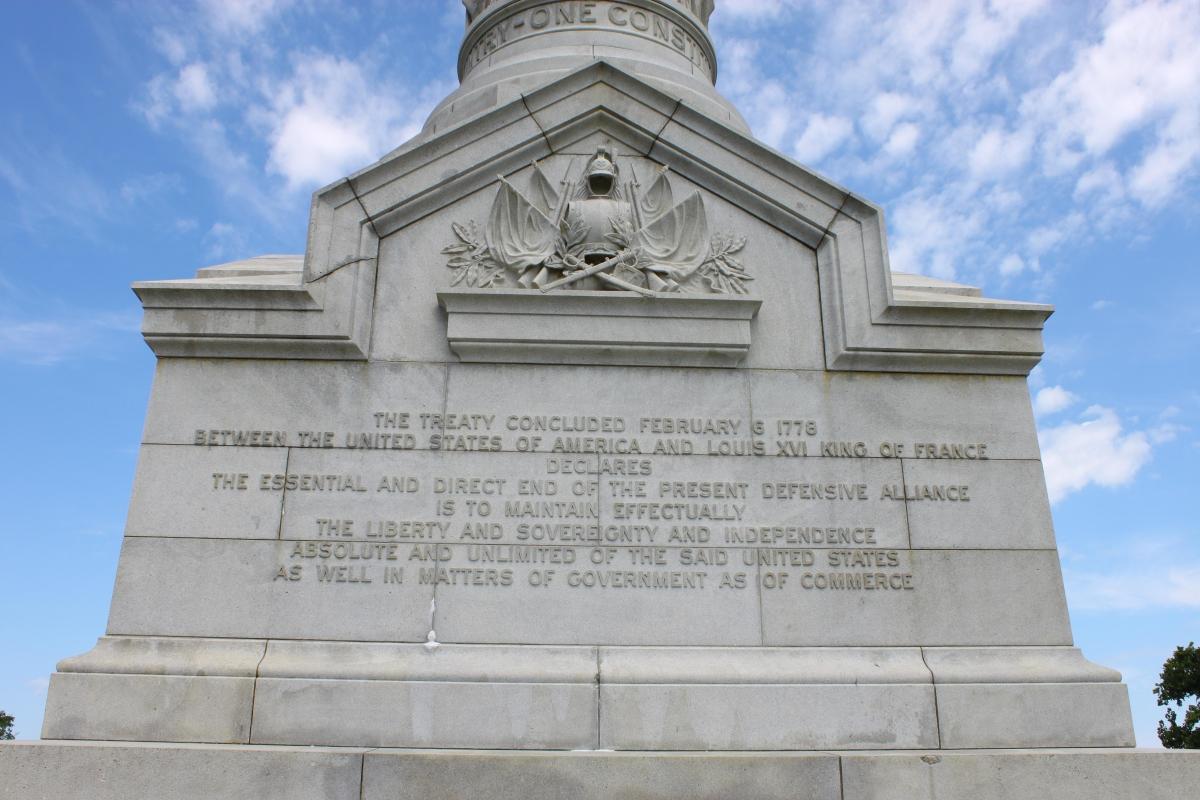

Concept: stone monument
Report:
left=4, top=1, right=1199, bottom=797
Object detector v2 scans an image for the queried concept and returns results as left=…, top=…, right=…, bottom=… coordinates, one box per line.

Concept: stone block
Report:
left=250, top=678, right=596, bottom=749
left=277, top=448, right=446, bottom=541
left=125, top=444, right=287, bottom=539
left=431, top=541, right=762, bottom=645
left=921, top=646, right=1122, bottom=684
left=935, top=682, right=1135, bottom=748
left=748, top=370, right=1041, bottom=460
left=444, top=362, right=753, bottom=444
left=599, top=683, right=937, bottom=750
left=839, top=750, right=1200, bottom=800
left=41, top=673, right=254, bottom=744
left=608, top=453, right=908, bottom=549
left=107, top=537, right=434, bottom=641
left=438, top=288, right=761, bottom=368
left=6, top=743, right=1200, bottom=800
left=0, top=741, right=365, bottom=800
left=902, top=458, right=1054, bottom=549
left=258, top=640, right=597, bottom=683
left=598, top=646, right=931, bottom=684
left=361, top=750, right=843, bottom=800
left=369, top=186, right=488, bottom=363
left=142, top=359, right=447, bottom=446
left=760, top=550, right=1071, bottom=646
left=54, top=635, right=266, bottom=677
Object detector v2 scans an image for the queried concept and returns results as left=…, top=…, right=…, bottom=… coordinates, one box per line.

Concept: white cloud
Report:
left=1034, top=385, right=1078, bottom=416
left=263, top=55, right=424, bottom=189
left=887, top=189, right=984, bottom=279
left=152, top=27, right=188, bottom=65
left=174, top=63, right=217, bottom=112
left=1039, top=405, right=1154, bottom=503
left=1074, top=162, right=1123, bottom=200
left=999, top=253, right=1025, bottom=276
left=0, top=312, right=140, bottom=365
left=119, top=172, right=180, bottom=204
left=136, top=5, right=455, bottom=215
left=1090, top=299, right=1114, bottom=310
left=713, top=0, right=1200, bottom=289
left=883, top=122, right=920, bottom=158
left=1027, top=0, right=1200, bottom=160
left=0, top=142, right=110, bottom=235
left=863, top=92, right=917, bottom=141
left=968, top=126, right=1033, bottom=180
left=792, top=114, right=853, bottom=164
left=1066, top=563, right=1200, bottom=610
left=735, top=87, right=793, bottom=149
left=717, top=0, right=788, bottom=20
left=204, top=221, right=245, bottom=260
left=200, top=0, right=290, bottom=35
left=1127, top=106, right=1200, bottom=207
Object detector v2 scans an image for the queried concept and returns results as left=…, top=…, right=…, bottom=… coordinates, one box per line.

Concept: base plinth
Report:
left=3, top=741, right=1199, bottom=800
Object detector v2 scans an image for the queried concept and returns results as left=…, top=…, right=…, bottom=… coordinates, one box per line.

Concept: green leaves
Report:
left=1155, top=642, right=1200, bottom=749
left=0, top=709, right=14, bottom=740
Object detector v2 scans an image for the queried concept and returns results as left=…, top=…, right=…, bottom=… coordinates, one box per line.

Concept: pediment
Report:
left=137, top=61, right=1051, bottom=373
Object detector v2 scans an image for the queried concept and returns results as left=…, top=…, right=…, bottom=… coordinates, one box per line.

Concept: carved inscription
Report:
left=192, top=408, right=995, bottom=600
left=464, top=2, right=714, bottom=78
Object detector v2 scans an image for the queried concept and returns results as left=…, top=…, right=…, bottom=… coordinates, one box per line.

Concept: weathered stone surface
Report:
left=0, top=741, right=365, bottom=800
left=922, top=646, right=1122, bottom=684
left=444, top=362, right=753, bottom=437
left=600, top=683, right=937, bottom=750
left=258, top=640, right=597, bottom=682
left=362, top=750, right=843, bottom=800
left=126, top=444, right=287, bottom=539
left=141, top=359, right=447, bottom=445
left=250, top=678, right=597, bottom=749
left=759, top=550, right=1071, bottom=647
left=432, top=541, right=763, bottom=646
left=935, top=683, right=1135, bottom=748
left=6, top=744, right=1199, bottom=800
left=598, top=646, right=930, bottom=684
left=42, top=673, right=254, bottom=744
left=747, top=369, right=1042, bottom=461
left=107, top=537, right=433, bottom=641
left=439, top=288, right=761, bottom=367
left=839, top=750, right=1200, bottom=800
left=56, top=635, right=267, bottom=678
left=902, top=458, right=1055, bottom=549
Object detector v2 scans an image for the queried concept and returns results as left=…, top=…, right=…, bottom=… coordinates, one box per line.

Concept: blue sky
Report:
left=1, top=0, right=1197, bottom=746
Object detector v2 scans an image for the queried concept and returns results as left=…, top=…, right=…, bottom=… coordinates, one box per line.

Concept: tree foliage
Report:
left=1155, top=642, right=1200, bottom=749
left=0, top=709, right=14, bottom=740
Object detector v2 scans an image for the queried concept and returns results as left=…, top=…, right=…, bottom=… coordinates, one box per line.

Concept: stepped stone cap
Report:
left=425, top=0, right=748, bottom=135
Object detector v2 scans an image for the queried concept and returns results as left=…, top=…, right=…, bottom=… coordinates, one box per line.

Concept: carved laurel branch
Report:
left=696, top=233, right=753, bottom=295
left=441, top=220, right=505, bottom=288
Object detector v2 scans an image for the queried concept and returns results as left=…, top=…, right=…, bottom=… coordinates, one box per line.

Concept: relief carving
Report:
left=443, top=148, right=752, bottom=295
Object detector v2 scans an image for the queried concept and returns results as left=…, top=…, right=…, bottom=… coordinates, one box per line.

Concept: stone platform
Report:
left=43, top=638, right=1135, bottom=752
left=3, top=742, right=1199, bottom=800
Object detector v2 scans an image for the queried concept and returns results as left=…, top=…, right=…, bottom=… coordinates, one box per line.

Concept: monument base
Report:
left=3, top=741, right=1199, bottom=800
